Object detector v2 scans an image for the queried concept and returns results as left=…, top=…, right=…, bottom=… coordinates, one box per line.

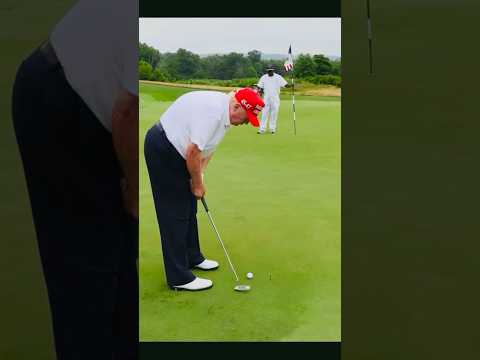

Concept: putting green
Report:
left=140, top=83, right=341, bottom=341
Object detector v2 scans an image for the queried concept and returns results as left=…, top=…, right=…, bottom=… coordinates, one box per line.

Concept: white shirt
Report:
left=257, top=73, right=288, bottom=99
left=160, top=91, right=231, bottom=159
left=50, top=0, right=138, bottom=131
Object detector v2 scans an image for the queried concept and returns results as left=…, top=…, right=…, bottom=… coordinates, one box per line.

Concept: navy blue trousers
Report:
left=12, top=47, right=138, bottom=359
left=144, top=124, right=205, bottom=287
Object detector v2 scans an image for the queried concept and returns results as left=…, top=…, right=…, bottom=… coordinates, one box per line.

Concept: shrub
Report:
left=139, top=60, right=153, bottom=80
left=303, top=75, right=341, bottom=87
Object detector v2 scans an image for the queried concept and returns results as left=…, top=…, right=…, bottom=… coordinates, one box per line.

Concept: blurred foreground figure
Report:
left=11, top=0, right=138, bottom=358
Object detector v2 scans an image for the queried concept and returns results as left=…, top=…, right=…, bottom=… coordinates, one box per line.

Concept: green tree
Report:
left=331, top=59, right=341, bottom=75
left=151, top=68, right=171, bottom=82
left=139, top=44, right=341, bottom=83
left=139, top=60, right=153, bottom=80
left=170, top=48, right=201, bottom=79
left=223, top=52, right=249, bottom=79
left=313, top=54, right=333, bottom=75
left=253, top=62, right=264, bottom=77
left=247, top=50, right=262, bottom=64
left=139, top=42, right=161, bottom=69
left=294, top=54, right=316, bottom=78
left=245, top=65, right=258, bottom=78
left=200, top=54, right=223, bottom=79
left=193, top=68, right=208, bottom=79
left=156, top=53, right=175, bottom=79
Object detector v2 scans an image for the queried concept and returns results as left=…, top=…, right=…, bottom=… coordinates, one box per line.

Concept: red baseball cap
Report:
left=234, top=88, right=265, bottom=127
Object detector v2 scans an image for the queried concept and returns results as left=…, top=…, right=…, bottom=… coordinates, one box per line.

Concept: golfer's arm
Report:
left=111, top=90, right=139, bottom=195
left=201, top=153, right=213, bottom=172
left=186, top=143, right=203, bottom=185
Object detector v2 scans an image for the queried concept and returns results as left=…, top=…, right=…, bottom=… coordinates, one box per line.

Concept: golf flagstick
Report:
left=292, top=70, right=296, bottom=135
left=200, top=197, right=240, bottom=282
left=285, top=45, right=296, bottom=135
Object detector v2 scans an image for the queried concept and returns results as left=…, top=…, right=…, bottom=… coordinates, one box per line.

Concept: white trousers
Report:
left=260, top=96, right=280, bottom=132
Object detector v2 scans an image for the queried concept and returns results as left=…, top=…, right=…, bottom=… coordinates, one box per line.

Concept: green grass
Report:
left=140, top=83, right=341, bottom=341
left=159, top=77, right=341, bottom=90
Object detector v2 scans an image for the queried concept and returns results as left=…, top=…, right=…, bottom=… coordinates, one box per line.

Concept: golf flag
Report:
left=285, top=45, right=297, bottom=135
left=284, top=46, right=294, bottom=72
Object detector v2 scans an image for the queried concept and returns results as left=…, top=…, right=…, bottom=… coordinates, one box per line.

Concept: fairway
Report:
left=140, top=83, right=341, bottom=341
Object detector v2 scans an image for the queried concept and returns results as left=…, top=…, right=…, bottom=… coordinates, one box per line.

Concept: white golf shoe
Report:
left=173, top=277, right=213, bottom=291
left=194, top=259, right=219, bottom=270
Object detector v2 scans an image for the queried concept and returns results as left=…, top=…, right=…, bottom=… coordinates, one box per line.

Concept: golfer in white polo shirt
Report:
left=144, top=88, right=264, bottom=291
left=257, top=65, right=289, bottom=134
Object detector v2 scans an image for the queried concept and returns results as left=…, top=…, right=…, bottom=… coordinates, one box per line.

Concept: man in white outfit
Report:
left=257, top=65, right=289, bottom=134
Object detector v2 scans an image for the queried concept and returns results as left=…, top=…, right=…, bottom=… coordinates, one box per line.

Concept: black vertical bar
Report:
left=367, top=0, right=374, bottom=75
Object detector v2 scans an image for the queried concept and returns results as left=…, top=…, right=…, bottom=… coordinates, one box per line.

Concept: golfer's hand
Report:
left=191, top=180, right=206, bottom=199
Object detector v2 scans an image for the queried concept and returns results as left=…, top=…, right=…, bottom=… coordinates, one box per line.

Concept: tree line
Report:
left=139, top=42, right=341, bottom=87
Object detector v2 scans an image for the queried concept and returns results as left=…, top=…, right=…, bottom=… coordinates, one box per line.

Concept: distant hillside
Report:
left=198, top=53, right=289, bottom=60
left=199, top=53, right=288, bottom=60
left=262, top=53, right=341, bottom=61
left=199, top=52, right=340, bottom=61
left=261, top=53, right=288, bottom=61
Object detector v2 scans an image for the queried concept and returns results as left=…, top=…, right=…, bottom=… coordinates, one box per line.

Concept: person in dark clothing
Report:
left=11, top=1, right=138, bottom=358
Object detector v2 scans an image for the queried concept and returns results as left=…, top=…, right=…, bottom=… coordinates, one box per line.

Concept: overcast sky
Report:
left=139, top=18, right=341, bottom=57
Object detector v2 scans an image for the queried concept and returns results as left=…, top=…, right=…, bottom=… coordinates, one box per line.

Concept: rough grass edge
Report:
left=139, top=80, right=341, bottom=97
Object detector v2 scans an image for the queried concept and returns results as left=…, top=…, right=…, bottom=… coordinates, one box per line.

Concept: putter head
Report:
left=234, top=284, right=251, bottom=292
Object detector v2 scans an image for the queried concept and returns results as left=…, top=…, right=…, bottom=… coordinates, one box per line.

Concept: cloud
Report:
left=140, top=18, right=341, bottom=57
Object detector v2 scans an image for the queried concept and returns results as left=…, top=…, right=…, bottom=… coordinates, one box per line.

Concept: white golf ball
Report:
left=246, top=272, right=253, bottom=279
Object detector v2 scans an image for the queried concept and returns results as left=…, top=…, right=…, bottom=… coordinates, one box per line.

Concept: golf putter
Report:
left=200, top=197, right=250, bottom=292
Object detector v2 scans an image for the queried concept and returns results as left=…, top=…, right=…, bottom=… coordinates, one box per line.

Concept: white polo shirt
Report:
left=50, top=0, right=138, bottom=131
left=258, top=73, right=288, bottom=99
left=160, top=91, right=231, bottom=159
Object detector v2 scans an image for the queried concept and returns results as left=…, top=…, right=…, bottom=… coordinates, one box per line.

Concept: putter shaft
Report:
left=202, top=200, right=240, bottom=282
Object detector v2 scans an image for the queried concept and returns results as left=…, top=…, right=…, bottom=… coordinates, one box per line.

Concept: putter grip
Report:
left=201, top=197, right=209, bottom=212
